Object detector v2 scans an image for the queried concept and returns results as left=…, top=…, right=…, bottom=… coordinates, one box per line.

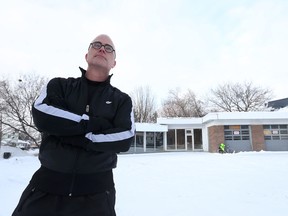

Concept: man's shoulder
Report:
left=110, top=85, right=130, bottom=98
left=48, top=76, right=81, bottom=87
left=109, top=86, right=132, bottom=106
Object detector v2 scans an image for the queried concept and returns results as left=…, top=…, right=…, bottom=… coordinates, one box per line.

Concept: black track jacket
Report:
left=32, top=67, right=135, bottom=176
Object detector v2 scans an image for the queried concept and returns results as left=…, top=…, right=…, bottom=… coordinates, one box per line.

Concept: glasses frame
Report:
left=89, top=41, right=115, bottom=53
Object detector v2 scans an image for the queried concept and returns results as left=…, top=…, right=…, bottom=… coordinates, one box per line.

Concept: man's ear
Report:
left=112, top=60, right=116, bottom=68
left=85, top=53, right=88, bottom=62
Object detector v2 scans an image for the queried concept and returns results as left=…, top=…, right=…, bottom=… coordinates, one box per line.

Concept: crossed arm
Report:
left=32, top=78, right=135, bottom=152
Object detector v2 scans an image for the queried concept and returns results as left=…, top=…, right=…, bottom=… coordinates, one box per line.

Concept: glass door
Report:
left=186, top=129, right=193, bottom=150
left=193, top=129, right=203, bottom=150
left=186, top=129, right=203, bottom=151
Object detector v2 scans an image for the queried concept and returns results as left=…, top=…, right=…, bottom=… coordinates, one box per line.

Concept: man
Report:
left=219, top=143, right=226, bottom=153
left=12, top=34, right=135, bottom=216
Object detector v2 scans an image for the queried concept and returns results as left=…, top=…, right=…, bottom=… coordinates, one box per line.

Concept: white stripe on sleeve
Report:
left=85, top=111, right=135, bottom=143
left=34, top=85, right=89, bottom=122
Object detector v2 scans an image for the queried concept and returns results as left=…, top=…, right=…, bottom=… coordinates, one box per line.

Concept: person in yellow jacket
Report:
left=219, top=143, right=226, bottom=153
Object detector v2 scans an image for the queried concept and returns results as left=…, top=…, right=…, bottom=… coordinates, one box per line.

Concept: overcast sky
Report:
left=1, top=0, right=287, bottom=105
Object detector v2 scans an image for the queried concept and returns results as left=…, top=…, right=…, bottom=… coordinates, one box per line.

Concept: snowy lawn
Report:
left=0, top=150, right=288, bottom=216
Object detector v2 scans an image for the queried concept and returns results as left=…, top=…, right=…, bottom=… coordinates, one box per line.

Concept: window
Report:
left=263, top=125, right=288, bottom=140
left=224, top=125, right=250, bottom=141
left=167, top=129, right=176, bottom=149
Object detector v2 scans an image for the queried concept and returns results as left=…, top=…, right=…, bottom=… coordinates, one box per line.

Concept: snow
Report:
left=135, top=122, right=168, bottom=132
left=203, top=111, right=288, bottom=121
left=277, top=107, right=288, bottom=112
left=0, top=149, right=288, bottom=216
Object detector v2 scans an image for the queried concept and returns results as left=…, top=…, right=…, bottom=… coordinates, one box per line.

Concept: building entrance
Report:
left=167, top=128, right=203, bottom=151
left=186, top=129, right=203, bottom=151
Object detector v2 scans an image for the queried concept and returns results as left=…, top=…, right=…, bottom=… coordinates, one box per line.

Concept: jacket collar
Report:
left=79, top=67, right=113, bottom=84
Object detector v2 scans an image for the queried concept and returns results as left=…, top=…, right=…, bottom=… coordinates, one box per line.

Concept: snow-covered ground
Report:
left=0, top=147, right=287, bottom=216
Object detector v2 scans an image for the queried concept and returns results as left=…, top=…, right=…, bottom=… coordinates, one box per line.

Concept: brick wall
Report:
left=251, top=125, right=266, bottom=151
left=208, top=126, right=225, bottom=152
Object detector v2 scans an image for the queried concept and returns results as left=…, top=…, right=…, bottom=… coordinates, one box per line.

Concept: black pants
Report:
left=12, top=184, right=116, bottom=216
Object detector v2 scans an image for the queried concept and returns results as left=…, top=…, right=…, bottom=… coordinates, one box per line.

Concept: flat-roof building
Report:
left=130, top=111, right=288, bottom=153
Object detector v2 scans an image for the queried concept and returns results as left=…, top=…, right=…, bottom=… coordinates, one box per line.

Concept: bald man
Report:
left=12, top=34, right=135, bottom=216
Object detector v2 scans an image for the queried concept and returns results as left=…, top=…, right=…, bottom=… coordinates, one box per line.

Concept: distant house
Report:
left=132, top=111, right=288, bottom=153
left=267, top=98, right=288, bottom=110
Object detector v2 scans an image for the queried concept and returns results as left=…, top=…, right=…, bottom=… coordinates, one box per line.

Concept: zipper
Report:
left=68, top=151, right=80, bottom=196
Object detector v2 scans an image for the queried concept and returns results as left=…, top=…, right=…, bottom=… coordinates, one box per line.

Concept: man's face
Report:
left=85, top=35, right=116, bottom=71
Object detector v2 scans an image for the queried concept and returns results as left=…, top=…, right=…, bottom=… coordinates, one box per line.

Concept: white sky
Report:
left=1, top=0, right=288, bottom=105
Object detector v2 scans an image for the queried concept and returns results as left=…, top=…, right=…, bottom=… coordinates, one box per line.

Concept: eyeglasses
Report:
left=89, top=41, right=115, bottom=53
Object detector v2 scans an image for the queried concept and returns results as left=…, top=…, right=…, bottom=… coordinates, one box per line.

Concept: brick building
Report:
left=132, top=112, right=288, bottom=153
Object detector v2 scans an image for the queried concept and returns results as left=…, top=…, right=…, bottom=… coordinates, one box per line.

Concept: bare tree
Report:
left=130, top=86, right=157, bottom=123
left=208, top=81, right=273, bottom=112
left=0, top=94, right=3, bottom=145
left=161, top=88, right=206, bottom=117
left=0, top=74, right=48, bottom=146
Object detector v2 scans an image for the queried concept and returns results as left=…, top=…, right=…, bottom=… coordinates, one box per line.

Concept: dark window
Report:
left=224, top=131, right=232, bottom=135
left=263, top=125, right=288, bottom=140
left=233, top=136, right=241, bottom=140
left=224, top=125, right=250, bottom=141
left=242, top=136, right=250, bottom=140
left=242, top=130, right=249, bottom=135
left=272, top=136, right=280, bottom=140
left=264, top=136, right=271, bottom=140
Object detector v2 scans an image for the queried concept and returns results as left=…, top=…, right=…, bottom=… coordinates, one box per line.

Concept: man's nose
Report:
left=99, top=46, right=106, bottom=52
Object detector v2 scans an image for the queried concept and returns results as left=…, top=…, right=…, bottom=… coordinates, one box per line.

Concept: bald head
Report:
left=85, top=34, right=117, bottom=81
left=91, top=34, right=116, bottom=56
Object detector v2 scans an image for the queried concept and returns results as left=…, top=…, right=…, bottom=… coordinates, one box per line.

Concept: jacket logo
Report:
left=106, top=101, right=112, bottom=104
